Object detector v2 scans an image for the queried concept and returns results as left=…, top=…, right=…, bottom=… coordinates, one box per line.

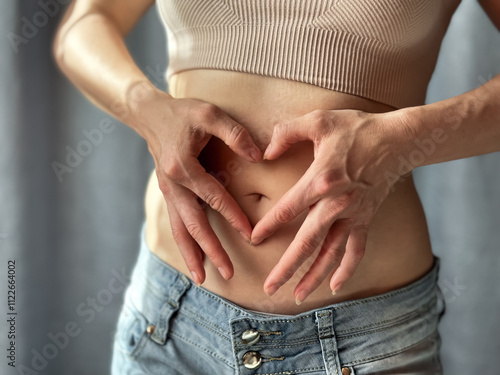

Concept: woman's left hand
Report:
left=250, top=108, right=414, bottom=304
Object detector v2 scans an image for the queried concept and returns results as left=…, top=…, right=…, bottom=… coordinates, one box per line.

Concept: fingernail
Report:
left=240, top=231, right=251, bottom=243
left=218, top=267, right=230, bottom=280
left=295, top=290, right=308, bottom=305
left=190, top=271, right=201, bottom=287
left=262, top=147, right=270, bottom=160
left=265, top=283, right=279, bottom=296
left=331, top=284, right=341, bottom=295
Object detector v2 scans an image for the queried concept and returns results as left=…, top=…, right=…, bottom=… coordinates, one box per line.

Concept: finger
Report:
left=165, top=182, right=235, bottom=280
left=208, top=113, right=262, bottom=162
left=251, top=164, right=320, bottom=245
left=329, top=224, right=369, bottom=293
left=182, top=158, right=253, bottom=242
left=263, top=199, right=335, bottom=296
left=293, top=219, right=353, bottom=304
left=165, top=200, right=206, bottom=286
left=263, top=110, right=322, bottom=160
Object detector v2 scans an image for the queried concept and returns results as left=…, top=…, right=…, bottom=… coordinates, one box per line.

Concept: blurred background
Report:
left=0, top=1, right=499, bottom=374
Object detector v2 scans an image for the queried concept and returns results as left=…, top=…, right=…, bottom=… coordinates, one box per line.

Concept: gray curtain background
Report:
left=0, top=1, right=498, bottom=374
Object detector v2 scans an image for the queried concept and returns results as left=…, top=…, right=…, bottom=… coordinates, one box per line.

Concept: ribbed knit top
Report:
left=156, top=0, right=461, bottom=109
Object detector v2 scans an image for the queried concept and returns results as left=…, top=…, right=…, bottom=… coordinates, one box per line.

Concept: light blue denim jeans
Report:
left=111, top=222, right=446, bottom=374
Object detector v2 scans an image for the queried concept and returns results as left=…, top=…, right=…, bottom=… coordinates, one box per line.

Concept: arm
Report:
left=54, top=0, right=262, bottom=285
left=53, top=0, right=160, bottom=133
left=394, top=0, right=500, bottom=168
left=397, top=73, right=500, bottom=172
left=251, top=3, right=500, bottom=303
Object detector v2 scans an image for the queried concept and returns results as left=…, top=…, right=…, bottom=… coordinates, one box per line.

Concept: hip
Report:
left=111, top=235, right=446, bottom=374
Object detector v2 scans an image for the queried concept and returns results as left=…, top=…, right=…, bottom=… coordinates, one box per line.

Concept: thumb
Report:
left=263, top=116, right=312, bottom=160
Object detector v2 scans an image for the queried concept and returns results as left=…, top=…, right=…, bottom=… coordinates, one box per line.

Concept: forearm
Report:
left=53, top=7, right=172, bottom=138
left=395, top=73, right=500, bottom=173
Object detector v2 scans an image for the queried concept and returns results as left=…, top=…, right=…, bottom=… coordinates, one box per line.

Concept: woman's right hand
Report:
left=54, top=1, right=260, bottom=286
left=131, top=84, right=262, bottom=285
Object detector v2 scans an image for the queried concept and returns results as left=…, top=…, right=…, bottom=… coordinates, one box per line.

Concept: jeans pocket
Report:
left=114, top=299, right=149, bottom=359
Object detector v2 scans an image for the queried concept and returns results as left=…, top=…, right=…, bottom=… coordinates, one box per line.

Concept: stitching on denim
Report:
left=176, top=307, right=231, bottom=342
left=255, top=366, right=325, bottom=375
left=168, top=330, right=235, bottom=369
left=143, top=249, right=250, bottom=315
left=143, top=246, right=438, bottom=319
left=262, top=355, right=285, bottom=362
left=235, top=338, right=319, bottom=350
left=333, top=272, right=436, bottom=310
left=131, top=274, right=169, bottom=303
left=259, top=331, right=282, bottom=336
left=134, top=270, right=187, bottom=304
left=234, top=314, right=313, bottom=324
left=134, top=342, right=156, bottom=375
left=335, top=294, right=437, bottom=336
left=341, top=330, right=440, bottom=366
left=192, top=285, right=252, bottom=314
left=114, top=332, right=148, bottom=360
left=116, top=301, right=151, bottom=360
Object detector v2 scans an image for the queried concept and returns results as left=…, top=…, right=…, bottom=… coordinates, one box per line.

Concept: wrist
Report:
left=371, top=109, right=420, bottom=187
left=118, top=79, right=175, bottom=139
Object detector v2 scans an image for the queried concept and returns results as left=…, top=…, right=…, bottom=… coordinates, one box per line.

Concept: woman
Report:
left=53, top=0, right=500, bottom=374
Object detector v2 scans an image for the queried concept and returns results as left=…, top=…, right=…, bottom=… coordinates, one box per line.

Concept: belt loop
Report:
left=316, top=309, right=343, bottom=375
left=150, top=273, right=191, bottom=345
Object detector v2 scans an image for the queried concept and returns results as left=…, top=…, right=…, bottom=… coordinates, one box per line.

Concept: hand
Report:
left=137, top=89, right=262, bottom=285
left=250, top=108, right=411, bottom=304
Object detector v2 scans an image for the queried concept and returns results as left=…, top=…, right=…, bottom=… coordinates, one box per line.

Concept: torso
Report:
left=144, top=69, right=434, bottom=315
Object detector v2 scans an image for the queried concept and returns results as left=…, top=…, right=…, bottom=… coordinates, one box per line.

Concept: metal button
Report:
left=341, top=367, right=351, bottom=375
left=241, top=329, right=260, bottom=345
left=146, top=324, right=156, bottom=335
left=242, top=351, right=262, bottom=369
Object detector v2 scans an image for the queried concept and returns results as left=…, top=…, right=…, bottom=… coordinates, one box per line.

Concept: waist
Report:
left=144, top=69, right=434, bottom=314
left=127, top=233, right=444, bottom=369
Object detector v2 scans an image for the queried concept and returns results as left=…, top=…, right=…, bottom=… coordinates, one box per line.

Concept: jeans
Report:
left=111, top=222, right=446, bottom=375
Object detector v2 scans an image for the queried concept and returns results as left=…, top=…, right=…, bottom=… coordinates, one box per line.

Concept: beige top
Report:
left=156, top=0, right=461, bottom=109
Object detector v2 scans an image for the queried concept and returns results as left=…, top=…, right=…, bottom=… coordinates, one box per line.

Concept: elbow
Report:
left=52, top=0, right=77, bottom=71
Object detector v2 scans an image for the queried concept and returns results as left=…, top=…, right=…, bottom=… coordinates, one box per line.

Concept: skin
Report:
left=54, top=0, right=500, bottom=312
left=146, top=73, right=435, bottom=313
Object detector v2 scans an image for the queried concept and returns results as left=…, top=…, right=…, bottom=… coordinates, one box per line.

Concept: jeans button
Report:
left=341, top=367, right=351, bottom=375
left=243, top=351, right=262, bottom=369
left=241, top=329, right=260, bottom=345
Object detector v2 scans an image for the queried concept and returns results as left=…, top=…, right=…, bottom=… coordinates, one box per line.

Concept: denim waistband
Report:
left=129, top=221, right=442, bottom=372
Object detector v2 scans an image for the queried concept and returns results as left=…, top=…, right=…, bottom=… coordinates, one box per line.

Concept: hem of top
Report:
left=165, top=66, right=411, bottom=111
left=166, top=24, right=425, bottom=109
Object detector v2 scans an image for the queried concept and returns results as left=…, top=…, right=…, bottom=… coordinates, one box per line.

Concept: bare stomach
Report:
left=144, top=69, right=434, bottom=315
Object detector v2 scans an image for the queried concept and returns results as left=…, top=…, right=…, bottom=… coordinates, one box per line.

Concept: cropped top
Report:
left=156, top=0, right=461, bottom=109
